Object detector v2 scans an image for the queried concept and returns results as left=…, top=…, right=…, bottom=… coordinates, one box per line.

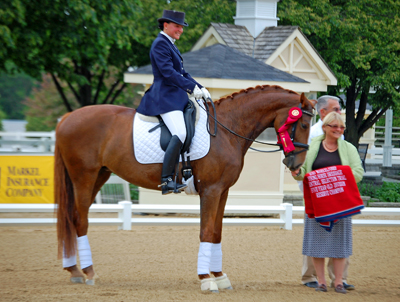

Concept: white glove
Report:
left=201, top=87, right=211, bottom=100
left=192, top=85, right=202, bottom=99
left=188, top=95, right=197, bottom=103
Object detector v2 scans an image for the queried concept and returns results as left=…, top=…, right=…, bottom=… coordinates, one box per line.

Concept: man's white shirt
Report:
left=308, top=119, right=324, bottom=143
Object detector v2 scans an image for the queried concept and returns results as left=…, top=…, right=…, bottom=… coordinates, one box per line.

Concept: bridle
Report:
left=198, top=97, right=314, bottom=159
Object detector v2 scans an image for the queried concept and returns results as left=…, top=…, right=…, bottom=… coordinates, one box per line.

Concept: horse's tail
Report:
left=54, top=113, right=77, bottom=259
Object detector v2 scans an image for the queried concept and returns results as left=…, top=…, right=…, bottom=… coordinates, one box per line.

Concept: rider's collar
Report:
left=160, top=31, right=176, bottom=44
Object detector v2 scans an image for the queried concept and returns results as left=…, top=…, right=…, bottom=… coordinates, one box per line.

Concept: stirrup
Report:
left=159, top=178, right=187, bottom=195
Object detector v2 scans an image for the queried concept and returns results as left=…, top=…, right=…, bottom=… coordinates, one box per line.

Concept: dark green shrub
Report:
left=358, top=182, right=378, bottom=198
left=358, top=181, right=400, bottom=203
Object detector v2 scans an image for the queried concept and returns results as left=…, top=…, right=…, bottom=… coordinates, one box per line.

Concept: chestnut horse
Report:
left=55, top=85, right=315, bottom=290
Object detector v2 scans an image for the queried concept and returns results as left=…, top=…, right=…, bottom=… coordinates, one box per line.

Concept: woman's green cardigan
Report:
left=292, top=134, right=364, bottom=183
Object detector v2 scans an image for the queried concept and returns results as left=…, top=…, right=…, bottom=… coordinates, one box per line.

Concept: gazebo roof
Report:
left=131, top=43, right=308, bottom=83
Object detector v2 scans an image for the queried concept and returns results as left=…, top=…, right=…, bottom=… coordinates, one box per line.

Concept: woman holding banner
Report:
left=291, top=112, right=364, bottom=294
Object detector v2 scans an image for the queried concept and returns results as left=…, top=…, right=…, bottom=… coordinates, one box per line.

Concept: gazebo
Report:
left=123, top=0, right=339, bottom=204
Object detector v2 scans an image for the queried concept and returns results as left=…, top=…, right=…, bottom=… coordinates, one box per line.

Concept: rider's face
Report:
left=164, top=22, right=184, bottom=40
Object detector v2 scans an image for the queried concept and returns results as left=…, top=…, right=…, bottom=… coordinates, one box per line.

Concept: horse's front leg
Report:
left=209, top=189, right=233, bottom=290
left=198, top=188, right=232, bottom=292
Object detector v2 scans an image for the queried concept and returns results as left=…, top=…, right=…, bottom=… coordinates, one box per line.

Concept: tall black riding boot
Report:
left=160, top=135, right=187, bottom=195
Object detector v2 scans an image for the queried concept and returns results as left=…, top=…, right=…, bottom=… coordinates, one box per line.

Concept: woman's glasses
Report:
left=327, top=124, right=346, bottom=130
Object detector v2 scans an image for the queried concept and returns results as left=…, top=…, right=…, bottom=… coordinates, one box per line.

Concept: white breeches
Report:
left=62, top=235, right=93, bottom=269
left=197, top=242, right=223, bottom=275
left=160, top=110, right=186, bottom=144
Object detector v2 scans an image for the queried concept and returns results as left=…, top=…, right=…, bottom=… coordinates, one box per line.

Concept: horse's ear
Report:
left=300, top=93, right=317, bottom=109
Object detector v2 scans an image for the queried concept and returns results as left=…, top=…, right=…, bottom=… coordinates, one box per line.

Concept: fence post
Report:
left=118, top=201, right=132, bottom=230
left=281, top=203, right=293, bottom=230
left=122, top=182, right=132, bottom=201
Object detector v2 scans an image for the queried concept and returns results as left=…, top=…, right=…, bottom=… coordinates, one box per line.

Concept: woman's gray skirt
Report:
left=303, top=215, right=352, bottom=258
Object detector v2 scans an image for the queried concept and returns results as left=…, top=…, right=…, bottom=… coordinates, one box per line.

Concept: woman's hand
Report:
left=291, top=169, right=300, bottom=177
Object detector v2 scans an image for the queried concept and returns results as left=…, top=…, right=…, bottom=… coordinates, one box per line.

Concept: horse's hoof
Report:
left=215, top=273, right=233, bottom=290
left=201, top=278, right=219, bottom=293
left=85, top=279, right=95, bottom=285
left=70, top=277, right=84, bottom=284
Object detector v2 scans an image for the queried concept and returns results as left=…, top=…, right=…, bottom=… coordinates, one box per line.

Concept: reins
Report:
left=197, top=97, right=314, bottom=154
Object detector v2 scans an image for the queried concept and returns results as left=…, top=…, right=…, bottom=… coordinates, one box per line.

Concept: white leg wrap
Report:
left=197, top=242, right=212, bottom=275
left=77, top=235, right=93, bottom=269
left=209, top=243, right=223, bottom=272
left=62, top=248, right=77, bottom=268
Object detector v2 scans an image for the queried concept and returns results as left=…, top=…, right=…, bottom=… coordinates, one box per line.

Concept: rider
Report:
left=136, top=9, right=211, bottom=195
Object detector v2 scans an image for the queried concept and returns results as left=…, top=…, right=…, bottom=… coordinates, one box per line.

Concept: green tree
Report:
left=0, top=69, right=37, bottom=119
left=24, top=73, right=78, bottom=131
left=0, top=107, right=6, bottom=130
left=278, top=0, right=400, bottom=147
left=24, top=71, right=143, bottom=131
left=1, top=0, right=142, bottom=112
left=133, top=0, right=236, bottom=53
left=1, top=0, right=235, bottom=115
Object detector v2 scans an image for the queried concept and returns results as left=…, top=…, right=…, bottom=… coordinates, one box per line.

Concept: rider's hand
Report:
left=191, top=85, right=202, bottom=99
left=201, top=87, right=211, bottom=100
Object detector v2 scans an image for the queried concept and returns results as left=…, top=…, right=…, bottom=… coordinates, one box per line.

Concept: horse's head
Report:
left=275, top=93, right=316, bottom=171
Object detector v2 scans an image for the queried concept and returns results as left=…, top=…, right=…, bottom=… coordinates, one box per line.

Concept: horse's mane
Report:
left=215, top=85, right=299, bottom=105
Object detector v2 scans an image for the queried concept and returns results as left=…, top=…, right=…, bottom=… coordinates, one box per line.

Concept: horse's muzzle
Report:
left=282, top=154, right=303, bottom=171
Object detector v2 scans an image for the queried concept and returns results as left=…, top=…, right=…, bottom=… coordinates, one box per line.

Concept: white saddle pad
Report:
left=133, top=101, right=211, bottom=164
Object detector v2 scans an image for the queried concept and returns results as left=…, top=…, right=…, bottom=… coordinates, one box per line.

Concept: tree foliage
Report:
left=0, top=0, right=235, bottom=116
left=133, top=0, right=236, bottom=53
left=278, top=0, right=400, bottom=147
left=1, top=0, right=142, bottom=112
left=24, top=72, right=143, bottom=131
left=0, top=107, right=6, bottom=131
left=0, top=69, right=37, bottom=119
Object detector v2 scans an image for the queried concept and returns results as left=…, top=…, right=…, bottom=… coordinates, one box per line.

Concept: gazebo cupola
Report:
left=234, top=0, right=280, bottom=38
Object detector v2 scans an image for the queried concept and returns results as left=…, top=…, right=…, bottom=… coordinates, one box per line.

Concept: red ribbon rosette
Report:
left=277, top=108, right=303, bottom=153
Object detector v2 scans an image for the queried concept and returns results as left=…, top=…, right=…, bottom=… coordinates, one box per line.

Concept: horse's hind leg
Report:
left=67, top=169, right=110, bottom=285
left=63, top=255, right=85, bottom=284
left=62, top=195, right=94, bottom=285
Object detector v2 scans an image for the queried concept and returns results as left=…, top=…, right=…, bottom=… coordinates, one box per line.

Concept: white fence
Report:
left=95, top=175, right=132, bottom=204
left=1, top=202, right=399, bottom=231
left=374, top=126, right=400, bottom=148
left=366, top=147, right=400, bottom=164
left=0, top=131, right=55, bottom=152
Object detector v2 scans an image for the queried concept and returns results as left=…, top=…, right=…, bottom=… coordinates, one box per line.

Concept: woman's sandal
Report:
left=315, top=284, right=328, bottom=292
left=335, top=284, right=347, bottom=294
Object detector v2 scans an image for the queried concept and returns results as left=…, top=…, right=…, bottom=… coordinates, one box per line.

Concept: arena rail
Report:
left=0, top=202, right=399, bottom=230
